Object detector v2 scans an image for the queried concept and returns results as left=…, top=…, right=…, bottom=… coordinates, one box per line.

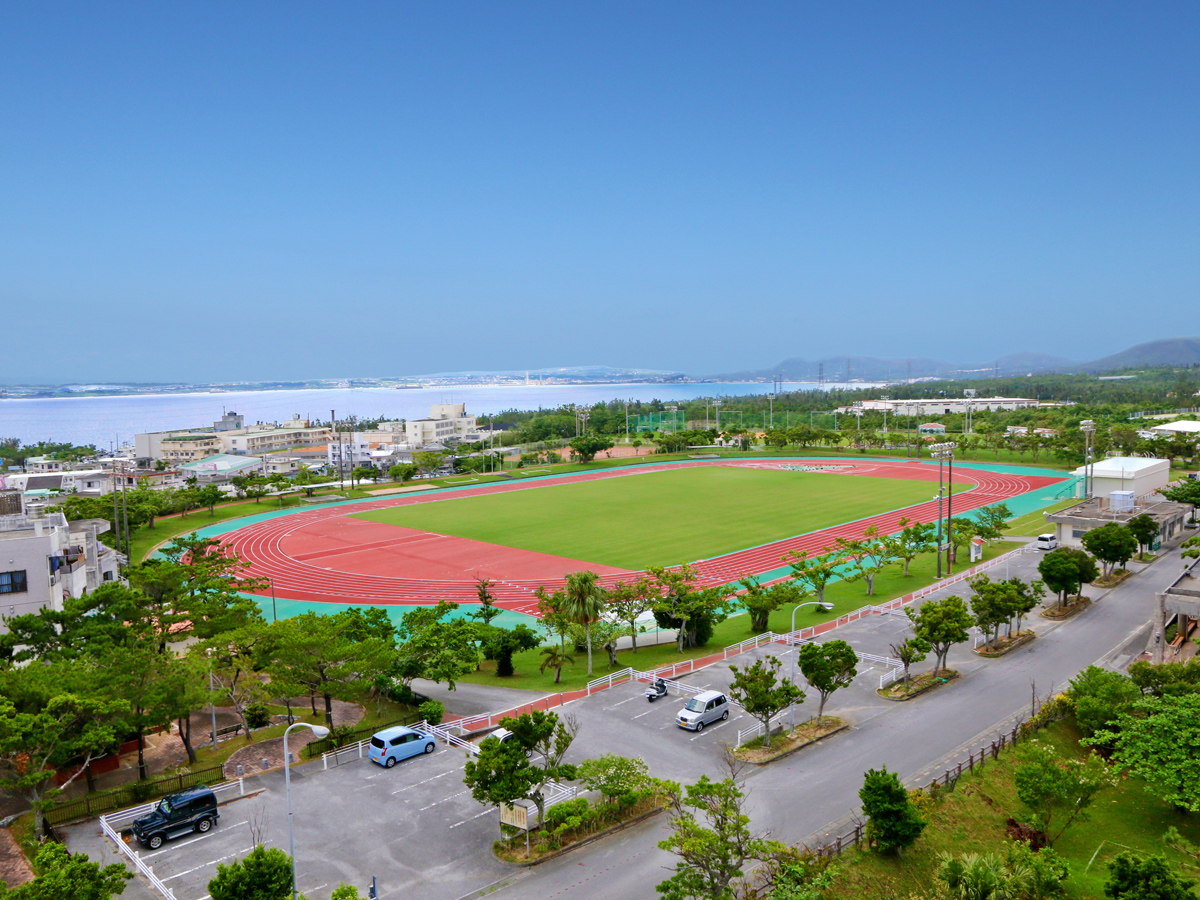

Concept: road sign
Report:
left=499, top=803, right=528, bottom=831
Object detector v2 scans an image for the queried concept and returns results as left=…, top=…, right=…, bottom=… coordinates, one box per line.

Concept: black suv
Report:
left=131, top=786, right=219, bottom=849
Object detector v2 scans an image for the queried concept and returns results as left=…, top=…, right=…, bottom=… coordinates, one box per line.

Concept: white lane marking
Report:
left=390, top=770, right=454, bottom=794
left=141, top=821, right=248, bottom=858
left=450, top=806, right=499, bottom=829
left=689, top=720, right=733, bottom=741
left=161, top=846, right=255, bottom=881
left=631, top=708, right=658, bottom=719
left=420, top=789, right=470, bottom=811
left=604, top=696, right=641, bottom=709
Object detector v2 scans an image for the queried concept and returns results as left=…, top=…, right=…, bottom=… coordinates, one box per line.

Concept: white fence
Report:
left=99, top=779, right=247, bottom=900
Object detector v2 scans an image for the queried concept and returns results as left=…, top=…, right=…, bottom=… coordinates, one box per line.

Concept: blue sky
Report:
left=2, top=3, right=1197, bottom=383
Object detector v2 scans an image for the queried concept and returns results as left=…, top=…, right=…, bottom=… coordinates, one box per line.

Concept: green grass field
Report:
left=352, top=466, right=963, bottom=570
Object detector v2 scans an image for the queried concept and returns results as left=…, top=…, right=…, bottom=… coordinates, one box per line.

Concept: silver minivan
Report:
left=1035, top=533, right=1058, bottom=551
left=677, top=690, right=730, bottom=732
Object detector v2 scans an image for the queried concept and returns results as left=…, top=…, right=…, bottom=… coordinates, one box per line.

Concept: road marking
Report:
left=450, top=806, right=498, bottom=829
left=631, top=708, right=658, bottom=720
left=604, top=695, right=640, bottom=709
left=161, top=846, right=255, bottom=881
left=390, top=770, right=454, bottom=794
left=690, top=720, right=732, bottom=741
left=420, top=789, right=470, bottom=811
left=140, top=821, right=248, bottom=859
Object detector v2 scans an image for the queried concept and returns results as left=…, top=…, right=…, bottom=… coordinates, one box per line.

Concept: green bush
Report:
left=545, top=797, right=590, bottom=830
left=328, top=724, right=356, bottom=747
left=419, top=700, right=445, bottom=726
left=245, top=702, right=272, bottom=730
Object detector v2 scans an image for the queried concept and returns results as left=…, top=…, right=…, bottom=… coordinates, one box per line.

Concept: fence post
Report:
left=238, top=777, right=244, bottom=796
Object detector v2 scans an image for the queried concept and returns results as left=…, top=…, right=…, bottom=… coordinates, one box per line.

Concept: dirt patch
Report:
left=1041, top=598, right=1092, bottom=620
left=733, top=717, right=847, bottom=764
left=222, top=700, right=364, bottom=779
left=878, top=669, right=960, bottom=701
left=974, top=631, right=1036, bottom=658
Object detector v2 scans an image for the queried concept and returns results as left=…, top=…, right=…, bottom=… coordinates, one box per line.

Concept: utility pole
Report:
left=331, top=410, right=343, bottom=493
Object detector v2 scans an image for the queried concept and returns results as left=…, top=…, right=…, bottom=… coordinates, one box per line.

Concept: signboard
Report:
left=970, top=536, right=986, bottom=563
left=499, top=803, right=528, bottom=831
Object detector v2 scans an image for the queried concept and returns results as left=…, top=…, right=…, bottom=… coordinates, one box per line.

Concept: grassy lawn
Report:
left=826, top=718, right=1200, bottom=900
left=352, top=466, right=958, bottom=570
left=455, top=542, right=1008, bottom=693
left=1001, top=498, right=1081, bottom=537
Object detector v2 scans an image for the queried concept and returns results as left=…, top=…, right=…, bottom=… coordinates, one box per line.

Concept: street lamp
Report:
left=1080, top=420, right=1096, bottom=499
left=284, top=721, right=331, bottom=900
left=789, top=600, right=835, bottom=729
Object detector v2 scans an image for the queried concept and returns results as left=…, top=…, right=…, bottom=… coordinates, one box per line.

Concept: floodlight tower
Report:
left=713, top=399, right=723, bottom=431
left=1080, top=420, right=1096, bottom=498
left=930, top=442, right=957, bottom=578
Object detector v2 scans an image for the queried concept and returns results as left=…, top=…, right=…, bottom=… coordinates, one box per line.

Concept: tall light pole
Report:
left=768, top=394, right=775, bottom=430
left=713, top=400, right=723, bottom=431
left=666, top=405, right=678, bottom=435
left=207, top=648, right=218, bottom=751
left=930, top=442, right=956, bottom=578
left=1080, top=420, right=1096, bottom=499
left=284, top=721, right=331, bottom=900
left=789, top=600, right=834, bottom=729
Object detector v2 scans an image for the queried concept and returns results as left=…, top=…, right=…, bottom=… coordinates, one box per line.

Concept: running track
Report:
left=220, top=460, right=1064, bottom=617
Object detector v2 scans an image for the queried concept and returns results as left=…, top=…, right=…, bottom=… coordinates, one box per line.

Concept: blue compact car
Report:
left=368, top=726, right=436, bottom=768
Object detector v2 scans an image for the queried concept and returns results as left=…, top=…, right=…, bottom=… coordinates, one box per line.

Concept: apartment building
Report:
left=405, top=403, right=477, bottom=447
left=137, top=413, right=332, bottom=463
left=0, top=511, right=120, bottom=632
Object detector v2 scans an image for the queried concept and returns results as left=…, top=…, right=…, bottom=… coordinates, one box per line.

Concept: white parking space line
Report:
left=689, top=719, right=734, bottom=741
left=140, top=821, right=248, bottom=859
left=419, top=789, right=470, bottom=811
left=604, top=696, right=641, bottom=709
left=390, top=770, right=454, bottom=795
left=449, top=806, right=498, bottom=829
left=161, top=846, right=255, bottom=882
left=631, top=708, right=659, bottom=719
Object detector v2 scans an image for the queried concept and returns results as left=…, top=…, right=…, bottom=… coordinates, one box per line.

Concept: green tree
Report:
left=859, top=767, right=925, bottom=855
left=413, top=451, right=445, bottom=477
left=1081, top=523, right=1139, bottom=579
left=1104, top=853, right=1197, bottom=900
left=564, top=570, right=608, bottom=677
left=1092, top=693, right=1200, bottom=812
left=350, top=465, right=374, bottom=487
left=727, top=656, right=804, bottom=749
left=207, top=845, right=293, bottom=900
left=538, top=645, right=574, bottom=684
left=834, top=527, right=895, bottom=596
left=0, top=841, right=131, bottom=900
left=1014, top=740, right=1112, bottom=844
left=1037, top=548, right=1098, bottom=608
left=738, top=575, right=803, bottom=634
left=1069, top=666, right=1140, bottom=738
left=1127, top=513, right=1160, bottom=557
left=649, top=563, right=731, bottom=652
left=569, top=432, right=615, bottom=463
left=266, top=611, right=394, bottom=726
left=468, top=577, right=504, bottom=626
left=463, top=710, right=578, bottom=827
left=577, top=754, right=651, bottom=807
left=481, top=623, right=543, bottom=677
left=657, top=765, right=787, bottom=900
left=160, top=533, right=267, bottom=639
left=905, top=596, right=972, bottom=675
left=796, top=640, right=857, bottom=724
left=197, top=484, right=225, bottom=514
left=392, top=600, right=481, bottom=689
left=606, top=578, right=655, bottom=653
left=1161, top=479, right=1200, bottom=522
left=0, top=672, right=127, bottom=837
left=388, top=463, right=418, bottom=483
left=889, top=637, right=929, bottom=683
left=893, top=518, right=936, bottom=577
left=784, top=548, right=845, bottom=606
left=971, top=503, right=1014, bottom=541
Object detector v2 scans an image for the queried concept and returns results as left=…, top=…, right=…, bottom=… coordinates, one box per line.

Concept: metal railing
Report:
left=735, top=710, right=807, bottom=748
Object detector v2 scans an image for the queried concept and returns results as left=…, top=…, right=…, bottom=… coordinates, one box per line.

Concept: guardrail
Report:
left=734, top=710, right=803, bottom=748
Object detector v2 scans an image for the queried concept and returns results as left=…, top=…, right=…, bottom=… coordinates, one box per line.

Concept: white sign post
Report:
left=500, top=803, right=531, bottom=857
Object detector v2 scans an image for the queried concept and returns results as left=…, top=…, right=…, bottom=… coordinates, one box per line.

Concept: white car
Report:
left=1035, top=534, right=1058, bottom=551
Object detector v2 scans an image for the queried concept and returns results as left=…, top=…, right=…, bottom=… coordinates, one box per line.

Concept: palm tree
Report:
left=538, top=646, right=574, bottom=684
left=564, top=570, right=607, bottom=677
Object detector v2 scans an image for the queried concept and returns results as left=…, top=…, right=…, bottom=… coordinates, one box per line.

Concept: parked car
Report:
left=677, top=690, right=730, bottom=732
left=368, top=726, right=436, bottom=768
left=1035, top=534, right=1058, bottom=551
left=131, top=786, right=219, bottom=850
left=469, top=727, right=531, bottom=757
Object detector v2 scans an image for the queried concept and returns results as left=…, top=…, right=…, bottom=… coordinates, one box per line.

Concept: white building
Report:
left=0, top=511, right=120, bottom=631
left=1148, top=420, right=1200, bottom=438
left=840, top=397, right=1042, bottom=417
left=137, top=413, right=331, bottom=463
left=1072, top=456, right=1171, bottom=499
left=405, top=403, right=477, bottom=447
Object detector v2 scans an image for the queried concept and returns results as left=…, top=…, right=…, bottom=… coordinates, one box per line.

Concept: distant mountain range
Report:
left=708, top=338, right=1200, bottom=383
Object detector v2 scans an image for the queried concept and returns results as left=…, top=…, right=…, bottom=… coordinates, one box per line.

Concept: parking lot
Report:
left=63, top=552, right=1052, bottom=900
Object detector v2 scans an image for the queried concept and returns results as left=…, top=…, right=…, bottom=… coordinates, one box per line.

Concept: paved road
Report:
left=474, top=545, right=1183, bottom=900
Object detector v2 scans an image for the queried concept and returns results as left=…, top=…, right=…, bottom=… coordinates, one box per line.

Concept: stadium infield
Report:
left=350, top=465, right=957, bottom=571
left=214, top=459, right=1068, bottom=617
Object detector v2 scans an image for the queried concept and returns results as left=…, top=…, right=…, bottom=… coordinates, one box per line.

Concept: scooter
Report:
left=645, top=679, right=668, bottom=702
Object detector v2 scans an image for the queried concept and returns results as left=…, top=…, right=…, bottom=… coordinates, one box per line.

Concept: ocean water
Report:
left=0, top=382, right=868, bottom=448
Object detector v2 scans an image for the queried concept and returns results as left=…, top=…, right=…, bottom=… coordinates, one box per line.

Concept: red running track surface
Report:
left=219, top=460, right=1063, bottom=618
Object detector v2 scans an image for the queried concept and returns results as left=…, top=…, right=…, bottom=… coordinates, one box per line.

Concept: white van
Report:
left=1035, top=534, right=1058, bottom=551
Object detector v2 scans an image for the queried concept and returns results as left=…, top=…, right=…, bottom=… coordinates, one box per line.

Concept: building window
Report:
left=1072, top=529, right=1087, bottom=539
left=0, top=570, right=28, bottom=594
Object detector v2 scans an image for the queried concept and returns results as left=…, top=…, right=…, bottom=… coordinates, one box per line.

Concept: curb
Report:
left=737, top=722, right=850, bottom=766
left=1041, top=599, right=1092, bottom=620
left=878, top=670, right=960, bottom=702
left=974, top=632, right=1036, bottom=658
left=496, top=805, right=667, bottom=867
